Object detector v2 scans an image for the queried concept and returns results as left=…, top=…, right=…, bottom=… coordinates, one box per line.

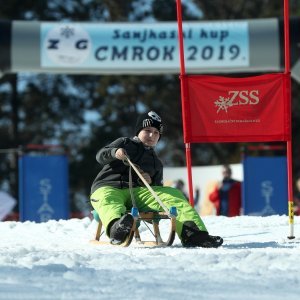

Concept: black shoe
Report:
left=198, top=234, right=223, bottom=248
left=181, top=221, right=223, bottom=248
left=109, top=214, right=134, bottom=245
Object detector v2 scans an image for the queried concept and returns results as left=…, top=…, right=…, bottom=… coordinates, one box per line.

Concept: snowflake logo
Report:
left=60, top=26, right=74, bottom=38
left=214, top=96, right=238, bottom=113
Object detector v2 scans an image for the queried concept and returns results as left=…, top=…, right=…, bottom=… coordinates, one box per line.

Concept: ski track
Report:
left=0, top=216, right=300, bottom=300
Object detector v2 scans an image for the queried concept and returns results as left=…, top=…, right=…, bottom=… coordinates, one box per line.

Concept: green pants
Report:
left=90, top=186, right=207, bottom=238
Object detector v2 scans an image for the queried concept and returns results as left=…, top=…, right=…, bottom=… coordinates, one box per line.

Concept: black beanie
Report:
left=135, top=111, right=163, bottom=136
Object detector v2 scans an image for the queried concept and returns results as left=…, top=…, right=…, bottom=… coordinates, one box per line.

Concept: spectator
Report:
left=71, top=186, right=92, bottom=218
left=174, top=179, right=188, bottom=199
left=0, top=190, right=16, bottom=221
left=208, top=164, right=241, bottom=217
left=174, top=179, right=200, bottom=206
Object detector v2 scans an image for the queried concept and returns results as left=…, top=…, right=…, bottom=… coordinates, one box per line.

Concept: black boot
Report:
left=109, top=214, right=134, bottom=245
left=181, top=221, right=223, bottom=248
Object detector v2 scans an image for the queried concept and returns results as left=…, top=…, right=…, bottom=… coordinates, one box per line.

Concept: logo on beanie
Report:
left=148, top=111, right=161, bottom=122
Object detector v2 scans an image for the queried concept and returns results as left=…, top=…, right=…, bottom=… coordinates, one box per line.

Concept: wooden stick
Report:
left=125, top=156, right=170, bottom=215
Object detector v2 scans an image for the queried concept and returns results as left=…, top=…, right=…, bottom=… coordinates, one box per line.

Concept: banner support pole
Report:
left=176, top=0, right=194, bottom=206
left=283, top=0, right=294, bottom=239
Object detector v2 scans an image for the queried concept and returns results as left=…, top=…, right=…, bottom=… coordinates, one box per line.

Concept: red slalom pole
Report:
left=176, top=0, right=195, bottom=206
left=283, top=0, right=295, bottom=239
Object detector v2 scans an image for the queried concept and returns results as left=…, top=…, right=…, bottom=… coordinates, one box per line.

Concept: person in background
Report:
left=90, top=110, right=223, bottom=248
left=209, top=164, right=241, bottom=217
left=174, top=179, right=188, bottom=198
left=0, top=190, right=16, bottom=221
left=174, top=179, right=200, bottom=206
left=71, top=184, right=92, bottom=218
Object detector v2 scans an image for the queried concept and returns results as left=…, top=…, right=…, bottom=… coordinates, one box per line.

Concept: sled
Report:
left=90, top=156, right=178, bottom=247
left=90, top=207, right=177, bottom=247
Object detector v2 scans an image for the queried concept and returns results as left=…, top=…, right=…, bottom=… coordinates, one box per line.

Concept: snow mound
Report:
left=0, top=215, right=300, bottom=300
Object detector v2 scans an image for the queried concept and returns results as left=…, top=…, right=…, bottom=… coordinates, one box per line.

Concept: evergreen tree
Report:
left=0, top=0, right=300, bottom=212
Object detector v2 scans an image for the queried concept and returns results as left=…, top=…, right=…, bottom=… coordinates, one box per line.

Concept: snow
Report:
left=1, top=215, right=300, bottom=300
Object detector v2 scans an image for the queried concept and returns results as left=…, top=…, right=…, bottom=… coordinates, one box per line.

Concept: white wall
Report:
left=163, top=164, right=243, bottom=210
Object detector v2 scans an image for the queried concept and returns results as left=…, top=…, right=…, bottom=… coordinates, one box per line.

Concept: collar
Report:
left=133, top=136, right=154, bottom=150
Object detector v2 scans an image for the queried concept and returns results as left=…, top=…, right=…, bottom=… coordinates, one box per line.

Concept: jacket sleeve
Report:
left=208, top=186, right=221, bottom=215
left=208, top=186, right=220, bottom=204
left=150, top=155, right=164, bottom=186
left=152, top=168, right=163, bottom=186
left=95, top=137, right=126, bottom=166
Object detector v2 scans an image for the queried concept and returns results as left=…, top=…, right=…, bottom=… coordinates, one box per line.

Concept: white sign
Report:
left=41, top=22, right=249, bottom=70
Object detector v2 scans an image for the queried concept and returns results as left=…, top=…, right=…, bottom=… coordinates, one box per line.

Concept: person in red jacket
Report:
left=209, top=164, right=241, bottom=217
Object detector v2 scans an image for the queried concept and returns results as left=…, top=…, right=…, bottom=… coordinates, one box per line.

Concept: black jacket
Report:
left=91, top=137, right=163, bottom=194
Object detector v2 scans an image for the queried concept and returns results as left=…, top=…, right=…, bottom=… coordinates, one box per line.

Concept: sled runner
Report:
left=90, top=207, right=177, bottom=247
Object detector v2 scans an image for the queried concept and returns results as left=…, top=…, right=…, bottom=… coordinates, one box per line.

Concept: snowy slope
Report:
left=0, top=215, right=300, bottom=300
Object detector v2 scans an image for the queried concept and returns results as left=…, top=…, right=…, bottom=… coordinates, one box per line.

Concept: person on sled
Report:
left=90, top=110, right=223, bottom=248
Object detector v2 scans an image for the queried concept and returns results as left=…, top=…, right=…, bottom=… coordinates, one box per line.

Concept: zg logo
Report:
left=44, top=24, right=91, bottom=66
left=214, top=90, right=260, bottom=113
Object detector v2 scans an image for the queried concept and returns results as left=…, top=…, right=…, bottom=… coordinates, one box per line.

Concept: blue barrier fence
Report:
left=19, top=154, right=69, bottom=222
left=242, top=156, right=287, bottom=215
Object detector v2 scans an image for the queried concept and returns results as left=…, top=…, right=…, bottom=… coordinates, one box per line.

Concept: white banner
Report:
left=41, top=22, right=249, bottom=70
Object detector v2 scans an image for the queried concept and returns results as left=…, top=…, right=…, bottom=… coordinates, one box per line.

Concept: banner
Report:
left=40, top=21, right=249, bottom=70
left=183, top=73, right=291, bottom=143
left=19, top=155, right=69, bottom=222
left=8, top=19, right=282, bottom=75
left=242, top=157, right=287, bottom=215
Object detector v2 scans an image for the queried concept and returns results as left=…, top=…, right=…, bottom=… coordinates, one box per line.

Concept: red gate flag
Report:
left=182, top=73, right=291, bottom=143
